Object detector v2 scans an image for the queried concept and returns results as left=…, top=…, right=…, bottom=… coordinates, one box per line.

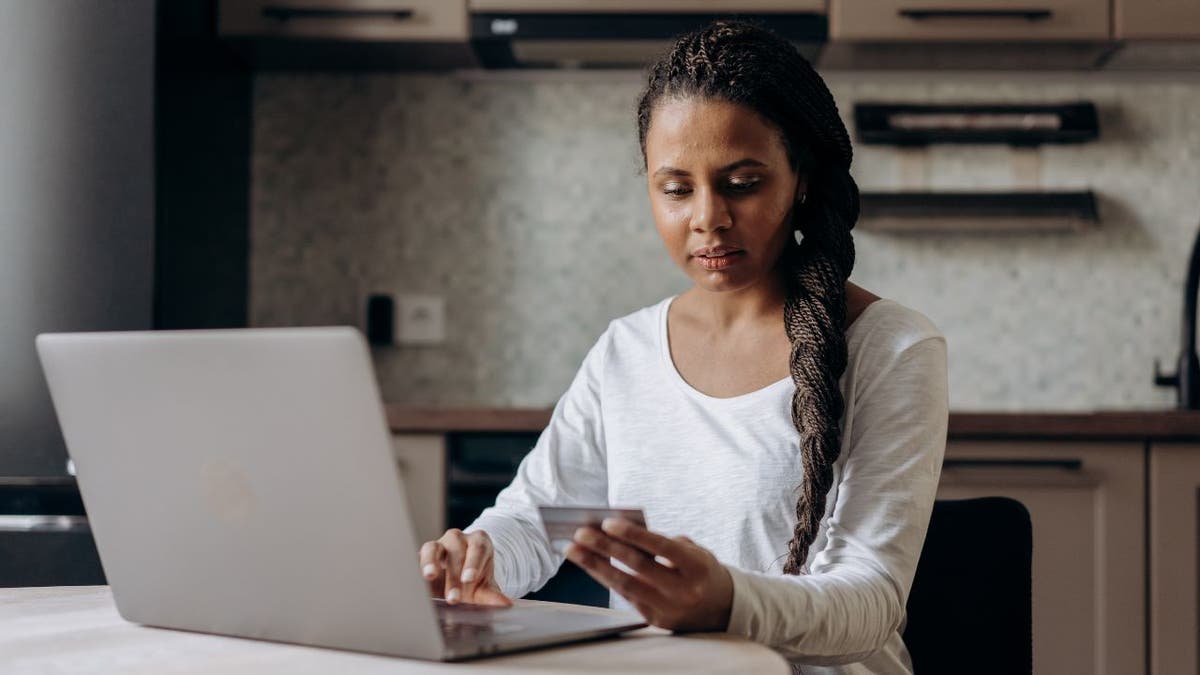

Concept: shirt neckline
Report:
left=658, top=293, right=892, bottom=406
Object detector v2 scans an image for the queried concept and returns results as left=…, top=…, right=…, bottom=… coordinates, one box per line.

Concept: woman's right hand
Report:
left=419, top=528, right=513, bottom=607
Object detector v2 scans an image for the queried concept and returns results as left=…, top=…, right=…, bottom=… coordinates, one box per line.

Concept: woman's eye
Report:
left=659, top=178, right=758, bottom=197
left=725, top=179, right=760, bottom=193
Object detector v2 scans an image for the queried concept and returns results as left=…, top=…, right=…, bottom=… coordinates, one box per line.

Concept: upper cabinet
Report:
left=821, top=0, right=1115, bottom=68
left=1115, top=0, right=1200, bottom=39
left=830, top=0, right=1110, bottom=41
left=216, top=0, right=1200, bottom=70
left=219, top=0, right=469, bottom=41
left=217, top=0, right=476, bottom=69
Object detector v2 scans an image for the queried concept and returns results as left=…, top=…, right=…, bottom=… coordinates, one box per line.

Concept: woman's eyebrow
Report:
left=652, top=158, right=767, bottom=178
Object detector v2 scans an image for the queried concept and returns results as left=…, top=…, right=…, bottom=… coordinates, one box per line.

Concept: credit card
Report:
left=537, top=505, right=647, bottom=551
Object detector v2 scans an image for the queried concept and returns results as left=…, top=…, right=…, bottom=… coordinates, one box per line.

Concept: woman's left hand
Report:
left=565, top=518, right=733, bottom=632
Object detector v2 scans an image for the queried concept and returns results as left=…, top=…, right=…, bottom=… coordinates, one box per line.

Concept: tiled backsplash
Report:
left=251, top=70, right=1200, bottom=411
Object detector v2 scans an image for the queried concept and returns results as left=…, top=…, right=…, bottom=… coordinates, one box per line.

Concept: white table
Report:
left=1, top=586, right=788, bottom=674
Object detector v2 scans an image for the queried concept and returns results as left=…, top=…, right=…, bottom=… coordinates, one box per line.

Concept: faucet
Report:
left=1155, top=225, right=1200, bottom=409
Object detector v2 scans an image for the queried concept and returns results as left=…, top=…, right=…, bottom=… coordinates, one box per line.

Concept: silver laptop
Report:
left=36, top=326, right=645, bottom=660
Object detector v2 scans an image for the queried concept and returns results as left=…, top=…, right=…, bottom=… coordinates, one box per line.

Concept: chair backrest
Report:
left=903, top=497, right=1032, bottom=675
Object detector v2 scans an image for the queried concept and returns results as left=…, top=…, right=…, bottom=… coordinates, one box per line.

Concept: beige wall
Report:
left=251, top=69, right=1200, bottom=411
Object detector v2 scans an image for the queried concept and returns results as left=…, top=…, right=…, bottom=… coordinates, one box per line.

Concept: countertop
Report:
left=385, top=406, right=1200, bottom=441
left=1, top=586, right=788, bottom=674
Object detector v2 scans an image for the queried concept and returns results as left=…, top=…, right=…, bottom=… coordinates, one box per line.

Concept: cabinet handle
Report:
left=943, top=458, right=1082, bottom=470
left=261, top=6, right=415, bottom=22
left=0, top=515, right=91, bottom=533
left=898, top=8, right=1054, bottom=22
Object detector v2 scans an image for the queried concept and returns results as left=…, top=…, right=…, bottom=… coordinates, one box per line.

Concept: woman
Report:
left=418, top=20, right=948, bottom=674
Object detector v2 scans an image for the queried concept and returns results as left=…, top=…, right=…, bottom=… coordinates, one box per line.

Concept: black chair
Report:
left=903, top=497, right=1033, bottom=675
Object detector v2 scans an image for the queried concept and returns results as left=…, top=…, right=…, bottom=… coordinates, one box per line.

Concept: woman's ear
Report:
left=795, top=173, right=809, bottom=205
left=791, top=173, right=809, bottom=234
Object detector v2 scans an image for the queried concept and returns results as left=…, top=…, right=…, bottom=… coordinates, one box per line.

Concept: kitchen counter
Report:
left=1, top=586, right=788, bottom=674
left=385, top=406, right=1200, bottom=441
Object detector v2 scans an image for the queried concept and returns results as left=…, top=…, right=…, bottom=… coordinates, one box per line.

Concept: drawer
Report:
left=831, top=0, right=1110, bottom=41
left=469, top=1, right=824, bottom=11
left=219, top=0, right=468, bottom=41
left=1115, top=0, right=1200, bottom=39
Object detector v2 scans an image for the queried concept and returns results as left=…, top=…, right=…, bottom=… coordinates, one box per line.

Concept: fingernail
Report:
left=573, top=527, right=589, bottom=542
left=446, top=588, right=461, bottom=603
left=461, top=568, right=476, bottom=583
left=422, top=564, right=437, bottom=578
left=601, top=518, right=619, bottom=532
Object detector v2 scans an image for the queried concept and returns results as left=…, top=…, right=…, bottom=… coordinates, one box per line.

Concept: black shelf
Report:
left=859, top=190, right=1098, bottom=233
left=854, top=102, right=1099, bottom=147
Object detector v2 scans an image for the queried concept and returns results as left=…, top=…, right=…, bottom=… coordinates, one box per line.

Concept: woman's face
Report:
left=645, top=96, right=805, bottom=295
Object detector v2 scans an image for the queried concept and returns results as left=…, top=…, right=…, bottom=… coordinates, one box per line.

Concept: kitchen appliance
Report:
left=447, top=432, right=609, bottom=606
left=469, top=8, right=825, bottom=68
left=0, top=1, right=155, bottom=586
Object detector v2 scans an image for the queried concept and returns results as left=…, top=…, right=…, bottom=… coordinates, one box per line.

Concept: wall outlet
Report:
left=396, top=294, right=445, bottom=345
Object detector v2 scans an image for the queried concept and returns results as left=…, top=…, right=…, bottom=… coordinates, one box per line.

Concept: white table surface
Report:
left=1, top=586, right=788, bottom=674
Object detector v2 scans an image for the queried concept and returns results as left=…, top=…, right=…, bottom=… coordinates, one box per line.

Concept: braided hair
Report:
left=636, top=20, right=860, bottom=575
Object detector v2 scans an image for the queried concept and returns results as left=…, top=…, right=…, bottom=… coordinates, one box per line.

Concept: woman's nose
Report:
left=690, top=187, right=732, bottom=232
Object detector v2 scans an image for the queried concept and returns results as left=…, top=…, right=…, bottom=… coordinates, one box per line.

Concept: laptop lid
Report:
left=36, top=327, right=446, bottom=659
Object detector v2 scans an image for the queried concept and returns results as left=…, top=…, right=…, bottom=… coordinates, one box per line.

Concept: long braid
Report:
left=636, top=20, right=859, bottom=575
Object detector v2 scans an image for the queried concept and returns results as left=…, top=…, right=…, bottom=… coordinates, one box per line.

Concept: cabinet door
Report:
left=938, top=442, right=1144, bottom=675
left=392, top=434, right=446, bottom=545
left=1149, top=444, right=1200, bottom=675
left=831, top=0, right=1110, bottom=40
left=219, top=0, right=468, bottom=41
left=1115, top=0, right=1200, bottom=39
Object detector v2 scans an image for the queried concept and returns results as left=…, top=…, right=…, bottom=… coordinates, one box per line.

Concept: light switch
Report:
left=397, top=294, right=445, bottom=345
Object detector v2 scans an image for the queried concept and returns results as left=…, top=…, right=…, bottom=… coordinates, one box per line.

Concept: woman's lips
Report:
left=695, top=250, right=746, bottom=270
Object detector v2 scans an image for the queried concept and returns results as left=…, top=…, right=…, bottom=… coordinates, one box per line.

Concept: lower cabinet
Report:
left=1148, top=443, right=1200, bottom=675
left=939, top=442, right=1145, bottom=675
left=397, top=431, right=1162, bottom=672
left=392, top=434, right=446, bottom=546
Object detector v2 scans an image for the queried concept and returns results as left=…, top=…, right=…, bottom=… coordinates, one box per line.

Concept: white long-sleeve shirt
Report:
left=466, top=293, right=949, bottom=674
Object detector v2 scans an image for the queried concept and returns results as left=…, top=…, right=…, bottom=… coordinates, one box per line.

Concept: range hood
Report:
left=468, top=2, right=826, bottom=69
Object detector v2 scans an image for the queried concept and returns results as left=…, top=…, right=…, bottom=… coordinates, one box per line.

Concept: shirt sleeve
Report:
left=464, top=324, right=613, bottom=599
left=723, top=334, right=949, bottom=666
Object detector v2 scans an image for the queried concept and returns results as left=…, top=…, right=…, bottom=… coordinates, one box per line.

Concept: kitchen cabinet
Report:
left=392, top=434, right=445, bottom=546
left=1116, top=0, right=1200, bottom=40
left=938, top=442, right=1145, bottom=675
left=391, top=413, right=1176, bottom=671
left=387, top=408, right=1200, bottom=674
left=1148, top=443, right=1200, bottom=675
left=830, top=0, right=1110, bottom=40
left=219, top=0, right=468, bottom=41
